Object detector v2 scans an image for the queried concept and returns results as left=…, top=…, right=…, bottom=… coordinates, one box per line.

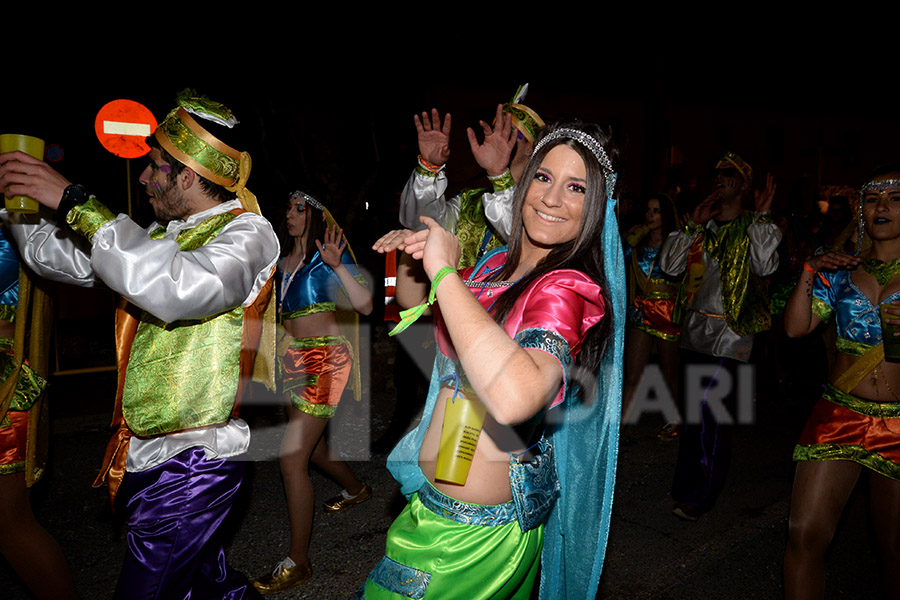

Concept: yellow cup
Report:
left=435, top=396, right=487, bottom=485
left=0, top=134, right=45, bottom=213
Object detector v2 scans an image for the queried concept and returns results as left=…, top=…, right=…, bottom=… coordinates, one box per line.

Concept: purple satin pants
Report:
left=114, top=446, right=259, bottom=599
left=672, top=350, right=737, bottom=513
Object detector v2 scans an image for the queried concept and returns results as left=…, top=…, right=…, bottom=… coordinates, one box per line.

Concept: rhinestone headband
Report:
left=290, top=191, right=324, bottom=211
left=861, top=179, right=900, bottom=196
left=533, top=128, right=617, bottom=200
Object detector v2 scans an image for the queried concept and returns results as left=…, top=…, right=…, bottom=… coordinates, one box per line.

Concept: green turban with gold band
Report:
left=715, top=151, right=753, bottom=187
left=154, top=89, right=262, bottom=215
left=501, top=83, right=545, bottom=144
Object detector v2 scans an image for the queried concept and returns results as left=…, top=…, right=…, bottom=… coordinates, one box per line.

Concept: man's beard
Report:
left=152, top=180, right=191, bottom=222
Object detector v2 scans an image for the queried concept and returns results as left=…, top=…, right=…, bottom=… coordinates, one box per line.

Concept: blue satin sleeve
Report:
left=279, top=249, right=363, bottom=315
left=0, top=226, right=20, bottom=309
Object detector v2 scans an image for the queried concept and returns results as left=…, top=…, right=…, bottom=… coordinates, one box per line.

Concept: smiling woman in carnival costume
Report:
left=784, top=165, right=900, bottom=599
left=356, top=121, right=625, bottom=599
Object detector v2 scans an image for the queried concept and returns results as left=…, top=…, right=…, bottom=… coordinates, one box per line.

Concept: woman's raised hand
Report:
left=806, top=252, right=860, bottom=273
left=317, top=225, right=347, bottom=268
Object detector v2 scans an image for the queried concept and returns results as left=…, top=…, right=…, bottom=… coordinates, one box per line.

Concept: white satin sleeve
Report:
left=747, top=216, right=782, bottom=276
left=399, top=167, right=460, bottom=232
left=482, top=186, right=515, bottom=241
left=659, top=228, right=698, bottom=278
left=89, top=211, right=279, bottom=322
left=4, top=206, right=279, bottom=323
left=3, top=209, right=98, bottom=287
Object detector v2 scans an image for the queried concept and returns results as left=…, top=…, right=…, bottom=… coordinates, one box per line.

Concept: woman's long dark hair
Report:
left=278, top=191, right=327, bottom=260
left=646, top=193, right=679, bottom=240
left=489, top=121, right=619, bottom=374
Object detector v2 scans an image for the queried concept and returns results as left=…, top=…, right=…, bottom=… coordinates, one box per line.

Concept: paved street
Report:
left=1, top=333, right=885, bottom=599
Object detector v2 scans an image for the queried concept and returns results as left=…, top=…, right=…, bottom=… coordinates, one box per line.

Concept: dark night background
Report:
left=4, top=31, right=895, bottom=369
left=2, top=23, right=899, bottom=598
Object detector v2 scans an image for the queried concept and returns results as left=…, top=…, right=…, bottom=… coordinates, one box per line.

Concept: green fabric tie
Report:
left=390, top=266, right=457, bottom=337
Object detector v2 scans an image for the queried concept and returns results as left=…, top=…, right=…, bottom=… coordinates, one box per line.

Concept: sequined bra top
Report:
left=278, top=250, right=362, bottom=320
left=812, top=268, right=900, bottom=356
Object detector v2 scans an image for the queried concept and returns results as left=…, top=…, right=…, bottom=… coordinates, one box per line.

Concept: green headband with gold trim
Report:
left=154, top=90, right=261, bottom=214
left=155, top=106, right=242, bottom=187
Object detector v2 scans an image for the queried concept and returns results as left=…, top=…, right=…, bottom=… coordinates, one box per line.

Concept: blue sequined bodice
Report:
left=0, top=226, right=20, bottom=311
left=277, top=250, right=360, bottom=317
left=813, top=268, right=900, bottom=349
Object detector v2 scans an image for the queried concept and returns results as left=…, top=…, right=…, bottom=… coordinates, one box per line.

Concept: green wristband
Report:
left=428, top=266, right=457, bottom=304
left=390, top=266, right=458, bottom=337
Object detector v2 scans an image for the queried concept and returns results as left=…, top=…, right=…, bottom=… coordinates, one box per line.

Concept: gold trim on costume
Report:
left=156, top=108, right=241, bottom=187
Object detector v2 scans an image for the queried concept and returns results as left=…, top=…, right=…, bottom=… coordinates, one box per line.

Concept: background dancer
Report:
left=783, top=165, right=900, bottom=599
left=253, top=191, right=372, bottom=594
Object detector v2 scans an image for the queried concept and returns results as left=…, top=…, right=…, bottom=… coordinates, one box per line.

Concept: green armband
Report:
left=755, top=211, right=773, bottom=224
left=416, top=155, right=444, bottom=178
left=66, top=197, right=116, bottom=242
left=488, top=169, right=515, bottom=192
left=682, top=219, right=703, bottom=235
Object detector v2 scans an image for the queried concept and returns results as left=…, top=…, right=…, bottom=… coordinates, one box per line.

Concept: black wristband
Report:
left=56, top=184, right=89, bottom=224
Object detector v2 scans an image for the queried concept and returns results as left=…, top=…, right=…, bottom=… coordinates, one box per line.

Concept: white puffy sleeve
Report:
left=398, top=161, right=460, bottom=232
left=5, top=201, right=279, bottom=323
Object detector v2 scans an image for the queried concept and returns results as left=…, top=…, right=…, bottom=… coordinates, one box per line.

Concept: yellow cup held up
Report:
left=435, top=396, right=487, bottom=485
left=0, top=134, right=45, bottom=213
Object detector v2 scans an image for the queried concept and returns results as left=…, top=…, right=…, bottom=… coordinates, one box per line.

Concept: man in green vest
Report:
left=659, top=152, right=780, bottom=521
left=398, top=86, right=544, bottom=269
left=0, top=90, right=279, bottom=598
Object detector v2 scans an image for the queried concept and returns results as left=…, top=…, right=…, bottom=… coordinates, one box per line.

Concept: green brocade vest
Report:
left=122, top=211, right=243, bottom=437
left=674, top=212, right=771, bottom=336
left=456, top=188, right=504, bottom=269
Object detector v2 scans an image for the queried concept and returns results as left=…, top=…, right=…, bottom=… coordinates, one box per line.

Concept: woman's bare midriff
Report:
left=418, top=387, right=523, bottom=505
left=282, top=310, right=341, bottom=340
left=833, top=352, right=900, bottom=403
left=0, top=321, right=14, bottom=339
left=837, top=267, right=900, bottom=403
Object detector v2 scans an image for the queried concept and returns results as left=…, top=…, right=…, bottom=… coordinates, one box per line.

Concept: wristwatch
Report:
left=56, top=183, right=89, bottom=222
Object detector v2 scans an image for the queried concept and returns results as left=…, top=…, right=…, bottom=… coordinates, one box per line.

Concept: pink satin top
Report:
left=434, top=250, right=605, bottom=408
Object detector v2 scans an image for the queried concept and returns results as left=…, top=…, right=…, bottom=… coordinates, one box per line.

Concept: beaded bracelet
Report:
left=389, top=266, right=458, bottom=337
left=417, top=155, right=444, bottom=174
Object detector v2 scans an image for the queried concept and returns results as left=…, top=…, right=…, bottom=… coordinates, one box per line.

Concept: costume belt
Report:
left=823, top=384, right=900, bottom=418
left=691, top=309, right=725, bottom=319
left=417, top=481, right=518, bottom=527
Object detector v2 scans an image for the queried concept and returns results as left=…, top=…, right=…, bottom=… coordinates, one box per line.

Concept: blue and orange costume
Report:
left=625, top=240, right=680, bottom=342
left=278, top=249, right=366, bottom=418
left=794, top=268, right=900, bottom=480
left=0, top=225, right=49, bottom=482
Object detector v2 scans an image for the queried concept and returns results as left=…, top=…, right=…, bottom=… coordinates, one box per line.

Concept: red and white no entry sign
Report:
left=94, top=99, right=158, bottom=159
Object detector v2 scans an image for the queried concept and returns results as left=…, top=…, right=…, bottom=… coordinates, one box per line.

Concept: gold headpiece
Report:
left=715, top=151, right=753, bottom=186
left=155, top=89, right=261, bottom=214
left=501, top=84, right=545, bottom=144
